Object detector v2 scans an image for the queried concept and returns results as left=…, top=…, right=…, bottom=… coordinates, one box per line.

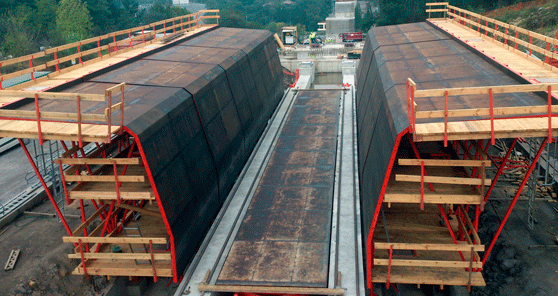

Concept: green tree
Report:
left=0, top=7, right=38, bottom=59
left=87, top=0, right=112, bottom=35
left=35, top=0, right=60, bottom=43
left=56, top=0, right=93, bottom=43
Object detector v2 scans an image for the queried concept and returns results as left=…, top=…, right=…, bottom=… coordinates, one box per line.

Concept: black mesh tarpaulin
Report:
left=29, top=27, right=285, bottom=275
left=356, top=22, right=549, bottom=256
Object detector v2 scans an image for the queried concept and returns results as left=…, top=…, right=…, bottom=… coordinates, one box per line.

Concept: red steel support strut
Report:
left=19, top=139, right=72, bottom=235
left=482, top=138, right=548, bottom=264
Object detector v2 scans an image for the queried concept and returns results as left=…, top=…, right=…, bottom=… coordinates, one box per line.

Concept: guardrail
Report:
left=0, top=10, right=219, bottom=90
left=425, top=3, right=558, bottom=65
left=0, top=82, right=126, bottom=147
left=407, top=78, right=558, bottom=146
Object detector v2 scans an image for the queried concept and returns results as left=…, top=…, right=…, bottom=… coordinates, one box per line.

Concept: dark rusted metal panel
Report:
left=217, top=90, right=341, bottom=287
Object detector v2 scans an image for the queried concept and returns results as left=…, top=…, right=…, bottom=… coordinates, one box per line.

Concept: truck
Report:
left=339, top=32, right=363, bottom=42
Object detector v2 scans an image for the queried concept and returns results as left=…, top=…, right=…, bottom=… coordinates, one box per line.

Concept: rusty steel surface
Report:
left=365, top=22, right=548, bottom=128
left=217, top=90, right=341, bottom=287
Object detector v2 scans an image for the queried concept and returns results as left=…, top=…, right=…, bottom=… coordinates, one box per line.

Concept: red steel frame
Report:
left=20, top=128, right=178, bottom=282
left=367, top=126, right=549, bottom=290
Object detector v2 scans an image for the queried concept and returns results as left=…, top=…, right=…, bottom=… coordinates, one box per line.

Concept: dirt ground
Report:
left=0, top=199, right=112, bottom=296
left=472, top=170, right=558, bottom=295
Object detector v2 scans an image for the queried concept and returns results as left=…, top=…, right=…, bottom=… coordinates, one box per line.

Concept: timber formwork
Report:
left=0, top=12, right=287, bottom=282
left=358, top=3, right=558, bottom=292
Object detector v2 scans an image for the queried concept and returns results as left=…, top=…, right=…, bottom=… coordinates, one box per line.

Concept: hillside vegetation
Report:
left=486, top=0, right=558, bottom=39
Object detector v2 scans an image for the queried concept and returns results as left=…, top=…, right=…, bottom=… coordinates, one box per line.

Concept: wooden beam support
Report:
left=396, top=174, right=491, bottom=186
left=69, top=191, right=154, bottom=200
left=116, top=203, right=162, bottom=218
left=72, top=204, right=109, bottom=236
left=383, top=193, right=483, bottom=205
left=399, top=159, right=491, bottom=167
left=374, top=242, right=484, bottom=252
left=374, top=259, right=482, bottom=269
left=57, top=158, right=140, bottom=165
left=63, top=236, right=167, bottom=244
left=64, top=175, right=145, bottom=182
left=68, top=252, right=171, bottom=260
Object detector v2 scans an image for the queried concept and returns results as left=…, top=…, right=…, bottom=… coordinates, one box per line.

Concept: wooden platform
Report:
left=372, top=204, right=485, bottom=286
left=429, top=19, right=558, bottom=84
left=0, top=120, right=119, bottom=143
left=385, top=158, right=490, bottom=205
left=414, top=117, right=558, bottom=142
left=68, top=204, right=171, bottom=277
left=67, top=161, right=156, bottom=201
left=1, top=25, right=215, bottom=97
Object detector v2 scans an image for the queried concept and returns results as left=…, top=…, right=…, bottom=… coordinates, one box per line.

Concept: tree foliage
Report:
left=202, top=0, right=331, bottom=32
left=362, top=0, right=540, bottom=31
left=56, top=0, right=93, bottom=43
left=0, top=0, right=191, bottom=59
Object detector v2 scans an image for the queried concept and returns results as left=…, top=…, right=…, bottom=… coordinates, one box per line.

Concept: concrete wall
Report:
left=281, top=58, right=360, bottom=73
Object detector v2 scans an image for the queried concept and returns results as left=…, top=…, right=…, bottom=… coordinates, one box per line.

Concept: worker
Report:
left=309, top=32, right=316, bottom=44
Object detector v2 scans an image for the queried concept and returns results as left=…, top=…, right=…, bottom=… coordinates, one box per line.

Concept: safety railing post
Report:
left=444, top=91, right=448, bottom=147
left=150, top=240, right=158, bottom=282
left=547, top=85, right=552, bottom=143
left=77, top=95, right=83, bottom=148
left=34, top=93, right=43, bottom=145
left=489, top=88, right=495, bottom=145
left=420, top=161, right=425, bottom=210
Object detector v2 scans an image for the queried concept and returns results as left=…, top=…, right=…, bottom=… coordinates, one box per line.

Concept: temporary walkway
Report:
left=175, top=68, right=365, bottom=296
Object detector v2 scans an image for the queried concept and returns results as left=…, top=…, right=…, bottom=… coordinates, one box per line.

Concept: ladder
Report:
left=122, top=212, right=150, bottom=265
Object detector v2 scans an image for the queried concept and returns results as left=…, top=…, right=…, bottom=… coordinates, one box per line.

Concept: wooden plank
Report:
left=455, top=214, right=481, bottom=262
left=414, top=83, right=558, bottom=98
left=0, top=90, right=106, bottom=102
left=458, top=205, right=482, bottom=245
left=426, top=9, right=448, bottom=12
left=72, top=204, right=109, bottom=236
left=416, top=105, right=558, bottom=120
left=0, top=110, right=106, bottom=122
left=105, top=102, right=123, bottom=116
left=374, top=242, right=484, bottom=252
left=0, top=64, right=48, bottom=81
left=0, top=51, right=47, bottom=67
left=426, top=2, right=448, bottom=5
left=69, top=191, right=154, bottom=200
left=116, top=203, right=162, bottom=218
left=72, top=263, right=172, bottom=277
left=374, top=259, right=482, bottom=269
left=61, top=145, right=83, bottom=158
left=395, top=174, right=491, bottom=186
left=105, top=82, right=126, bottom=94
left=68, top=252, right=171, bottom=260
left=370, top=265, right=485, bottom=286
left=198, top=285, right=345, bottom=295
left=384, top=193, right=482, bottom=204
left=64, top=175, right=145, bottom=182
left=45, top=45, right=111, bottom=67
left=398, top=159, right=491, bottom=167
left=57, top=158, right=140, bottom=165
left=63, top=236, right=167, bottom=244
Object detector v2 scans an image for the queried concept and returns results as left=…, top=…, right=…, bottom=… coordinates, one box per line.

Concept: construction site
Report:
left=2, top=1, right=558, bottom=296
